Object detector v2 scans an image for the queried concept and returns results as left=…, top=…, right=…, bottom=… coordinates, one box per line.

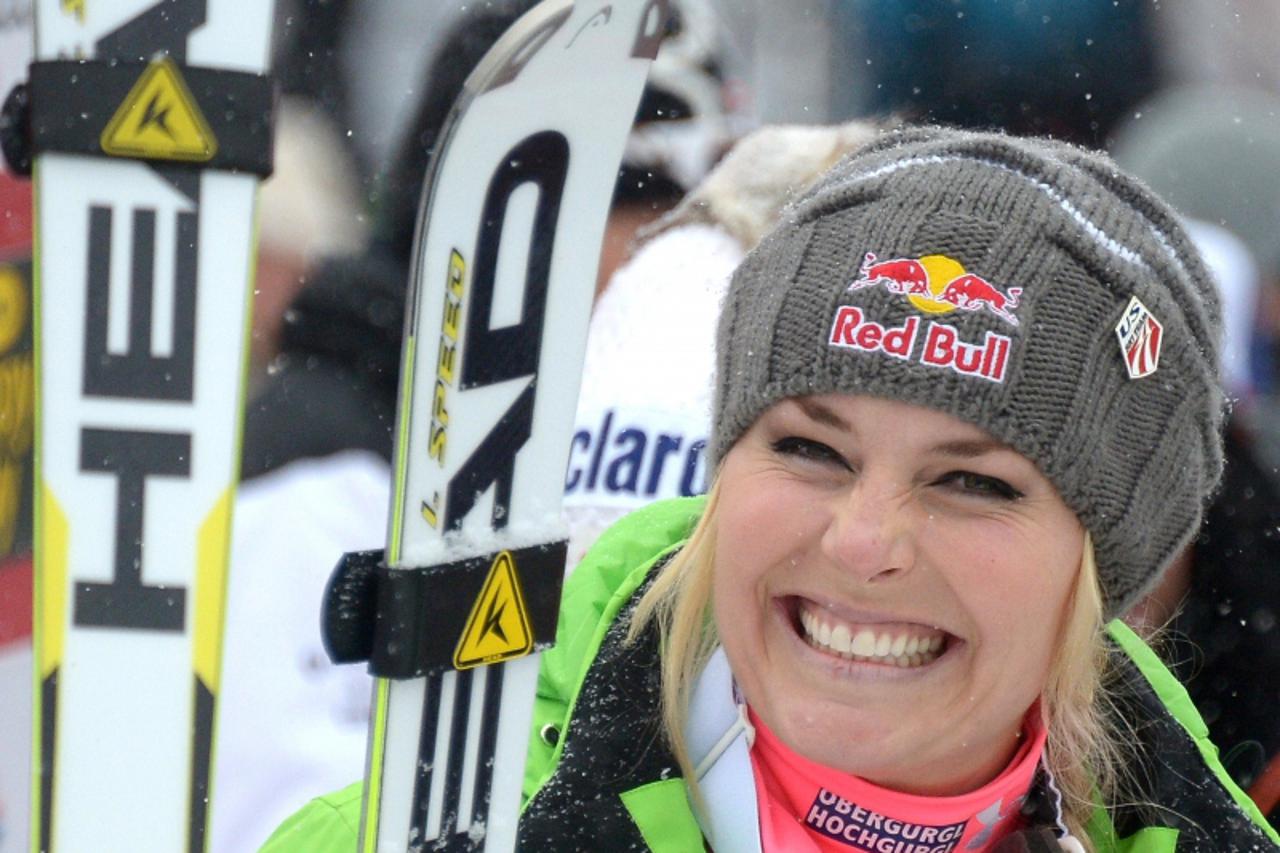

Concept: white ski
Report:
left=27, top=1, right=274, bottom=849
left=333, top=1, right=666, bottom=850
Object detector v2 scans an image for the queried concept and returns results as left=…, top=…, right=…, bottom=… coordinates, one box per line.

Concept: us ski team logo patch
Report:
left=1114, top=296, right=1162, bottom=379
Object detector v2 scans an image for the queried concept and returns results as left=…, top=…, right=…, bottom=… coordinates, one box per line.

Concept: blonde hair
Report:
left=628, top=486, right=1128, bottom=846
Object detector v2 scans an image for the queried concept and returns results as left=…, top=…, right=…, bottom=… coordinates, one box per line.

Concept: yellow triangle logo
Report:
left=101, top=57, right=218, bottom=162
left=453, top=551, right=534, bottom=670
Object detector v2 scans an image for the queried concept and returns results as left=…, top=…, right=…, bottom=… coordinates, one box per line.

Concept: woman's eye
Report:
left=938, top=471, right=1023, bottom=500
left=771, top=436, right=849, bottom=468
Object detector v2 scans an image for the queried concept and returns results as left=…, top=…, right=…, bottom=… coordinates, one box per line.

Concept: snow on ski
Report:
left=25, top=1, right=275, bottom=849
left=321, top=1, right=667, bottom=850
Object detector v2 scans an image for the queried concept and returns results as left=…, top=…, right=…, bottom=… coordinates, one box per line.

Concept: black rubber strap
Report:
left=24, top=59, right=274, bottom=175
left=322, top=540, right=567, bottom=679
left=0, top=83, right=31, bottom=175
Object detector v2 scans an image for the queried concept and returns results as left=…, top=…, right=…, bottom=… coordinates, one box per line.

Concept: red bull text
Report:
left=829, top=306, right=1011, bottom=383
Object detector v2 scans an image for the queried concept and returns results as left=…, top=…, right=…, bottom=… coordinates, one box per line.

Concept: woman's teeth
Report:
left=798, top=606, right=946, bottom=668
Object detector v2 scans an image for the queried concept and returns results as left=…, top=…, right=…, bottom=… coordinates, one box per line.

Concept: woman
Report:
left=266, top=128, right=1280, bottom=851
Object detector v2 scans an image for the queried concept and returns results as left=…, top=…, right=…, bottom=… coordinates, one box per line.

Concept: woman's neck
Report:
left=747, top=705, right=1049, bottom=852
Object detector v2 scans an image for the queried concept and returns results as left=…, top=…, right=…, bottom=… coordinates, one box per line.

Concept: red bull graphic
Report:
left=1114, top=295, right=1162, bottom=379
left=852, top=255, right=932, bottom=296
left=850, top=253, right=1022, bottom=327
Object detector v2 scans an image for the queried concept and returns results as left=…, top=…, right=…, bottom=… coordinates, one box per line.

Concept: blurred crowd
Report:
left=2, top=0, right=1280, bottom=849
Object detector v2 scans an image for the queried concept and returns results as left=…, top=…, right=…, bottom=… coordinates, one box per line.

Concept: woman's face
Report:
left=713, top=394, right=1083, bottom=796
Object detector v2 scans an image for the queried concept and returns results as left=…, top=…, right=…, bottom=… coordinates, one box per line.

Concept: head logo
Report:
left=850, top=253, right=1022, bottom=327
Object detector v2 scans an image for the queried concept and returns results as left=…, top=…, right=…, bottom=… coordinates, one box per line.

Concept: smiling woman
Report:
left=518, top=126, right=1279, bottom=852
left=264, top=125, right=1280, bottom=852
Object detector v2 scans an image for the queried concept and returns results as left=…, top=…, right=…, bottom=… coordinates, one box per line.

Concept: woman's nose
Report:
left=819, top=481, right=916, bottom=583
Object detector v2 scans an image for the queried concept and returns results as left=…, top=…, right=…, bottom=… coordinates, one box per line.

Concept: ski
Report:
left=20, top=1, right=275, bottom=849
left=322, top=1, right=665, bottom=850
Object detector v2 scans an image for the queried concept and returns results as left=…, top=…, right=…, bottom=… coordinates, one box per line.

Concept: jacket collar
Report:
left=686, top=647, right=762, bottom=853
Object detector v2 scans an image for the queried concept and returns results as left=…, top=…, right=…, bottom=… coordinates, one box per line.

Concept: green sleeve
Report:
left=1106, top=620, right=1280, bottom=845
left=257, top=782, right=362, bottom=852
left=522, top=496, right=706, bottom=802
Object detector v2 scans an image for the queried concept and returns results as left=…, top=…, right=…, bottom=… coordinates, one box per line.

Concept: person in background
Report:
left=251, top=96, right=368, bottom=390
left=832, top=0, right=1158, bottom=148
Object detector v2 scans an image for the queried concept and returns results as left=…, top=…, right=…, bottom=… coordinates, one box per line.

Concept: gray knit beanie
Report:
left=712, top=126, right=1225, bottom=619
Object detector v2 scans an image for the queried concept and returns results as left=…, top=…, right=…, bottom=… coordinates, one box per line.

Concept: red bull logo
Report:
left=850, top=253, right=1022, bottom=327
left=830, top=251, right=1019, bottom=383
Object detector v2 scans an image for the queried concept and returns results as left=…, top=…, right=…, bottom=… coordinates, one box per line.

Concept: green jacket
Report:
left=263, top=497, right=1280, bottom=852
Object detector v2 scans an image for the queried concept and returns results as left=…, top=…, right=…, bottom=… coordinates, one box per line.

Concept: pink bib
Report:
left=748, top=707, right=1047, bottom=853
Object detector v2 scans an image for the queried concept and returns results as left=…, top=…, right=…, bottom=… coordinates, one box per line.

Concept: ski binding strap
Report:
left=322, top=541, right=567, bottom=679
left=3, top=56, right=275, bottom=176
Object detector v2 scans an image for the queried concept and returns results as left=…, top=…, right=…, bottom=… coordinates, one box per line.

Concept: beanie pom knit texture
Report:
left=712, top=127, right=1225, bottom=618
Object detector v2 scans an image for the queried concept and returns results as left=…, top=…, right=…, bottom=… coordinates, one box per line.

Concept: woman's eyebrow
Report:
left=795, top=398, right=850, bottom=431
left=928, top=438, right=1009, bottom=458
